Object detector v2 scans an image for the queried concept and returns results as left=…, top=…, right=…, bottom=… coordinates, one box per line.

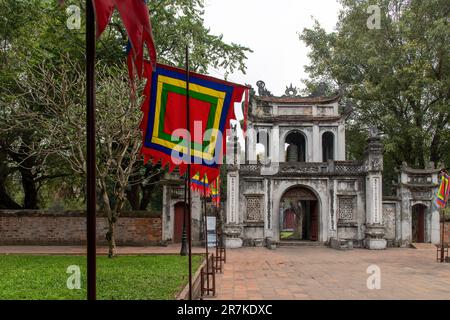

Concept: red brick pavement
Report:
left=210, top=247, right=450, bottom=300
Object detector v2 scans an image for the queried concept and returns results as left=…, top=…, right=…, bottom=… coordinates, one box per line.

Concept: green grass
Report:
left=280, top=231, right=294, bottom=239
left=0, top=255, right=202, bottom=300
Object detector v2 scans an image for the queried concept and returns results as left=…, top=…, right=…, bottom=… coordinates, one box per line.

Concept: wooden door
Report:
left=310, top=201, right=318, bottom=241
left=412, top=205, right=425, bottom=243
left=173, top=202, right=186, bottom=243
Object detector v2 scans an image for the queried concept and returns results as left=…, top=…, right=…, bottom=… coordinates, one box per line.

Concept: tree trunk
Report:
left=106, top=216, right=116, bottom=258
left=20, top=166, right=38, bottom=209
left=0, top=183, right=22, bottom=209
left=0, top=146, right=21, bottom=209
left=126, top=184, right=140, bottom=211
left=139, top=186, right=153, bottom=210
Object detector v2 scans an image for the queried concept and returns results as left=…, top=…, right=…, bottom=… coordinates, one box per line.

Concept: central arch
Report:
left=279, top=186, right=319, bottom=241
left=285, top=131, right=306, bottom=162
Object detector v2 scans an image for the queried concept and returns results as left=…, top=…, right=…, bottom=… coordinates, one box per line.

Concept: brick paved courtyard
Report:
left=212, top=247, right=450, bottom=300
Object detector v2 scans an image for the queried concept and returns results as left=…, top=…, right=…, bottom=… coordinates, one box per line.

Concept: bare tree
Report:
left=14, top=59, right=154, bottom=257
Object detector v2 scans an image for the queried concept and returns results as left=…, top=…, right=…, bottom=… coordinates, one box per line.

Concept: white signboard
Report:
left=207, top=216, right=216, bottom=247
left=207, top=216, right=216, bottom=231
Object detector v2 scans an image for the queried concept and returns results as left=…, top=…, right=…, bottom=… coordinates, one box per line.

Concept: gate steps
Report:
left=278, top=240, right=325, bottom=247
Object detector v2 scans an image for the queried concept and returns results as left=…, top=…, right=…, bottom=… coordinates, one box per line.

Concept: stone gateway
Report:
left=161, top=83, right=442, bottom=250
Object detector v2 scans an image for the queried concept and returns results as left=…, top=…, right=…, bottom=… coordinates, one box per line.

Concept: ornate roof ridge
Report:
left=254, top=94, right=341, bottom=104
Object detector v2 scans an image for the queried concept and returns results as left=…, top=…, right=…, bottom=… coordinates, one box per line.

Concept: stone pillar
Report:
left=337, top=123, right=346, bottom=161
left=312, top=123, right=320, bottom=162
left=225, top=168, right=242, bottom=248
left=271, top=124, right=279, bottom=164
left=247, top=124, right=257, bottom=164
left=430, top=171, right=441, bottom=244
left=398, top=169, right=412, bottom=245
left=224, top=129, right=243, bottom=248
left=364, top=128, right=387, bottom=249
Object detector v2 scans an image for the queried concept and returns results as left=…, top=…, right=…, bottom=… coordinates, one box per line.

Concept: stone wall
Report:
left=0, top=210, right=162, bottom=245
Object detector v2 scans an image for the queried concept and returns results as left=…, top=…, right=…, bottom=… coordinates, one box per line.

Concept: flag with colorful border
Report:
left=191, top=173, right=210, bottom=195
left=140, top=63, right=247, bottom=182
left=436, top=172, right=450, bottom=208
left=211, top=177, right=220, bottom=207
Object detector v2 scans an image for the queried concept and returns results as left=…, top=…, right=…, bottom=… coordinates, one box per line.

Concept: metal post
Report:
left=186, top=44, right=193, bottom=300
left=86, top=0, right=97, bottom=301
left=441, top=207, right=445, bottom=263
left=203, top=182, right=210, bottom=292
left=180, top=179, right=188, bottom=256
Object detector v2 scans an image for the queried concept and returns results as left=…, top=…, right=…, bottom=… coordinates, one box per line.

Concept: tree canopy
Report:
left=300, top=0, right=449, bottom=180
left=0, top=0, right=251, bottom=210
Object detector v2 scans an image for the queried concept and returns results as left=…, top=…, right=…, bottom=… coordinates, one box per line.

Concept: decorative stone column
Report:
left=364, top=128, right=387, bottom=249
left=312, top=123, right=320, bottom=162
left=247, top=123, right=257, bottom=164
left=224, top=127, right=243, bottom=248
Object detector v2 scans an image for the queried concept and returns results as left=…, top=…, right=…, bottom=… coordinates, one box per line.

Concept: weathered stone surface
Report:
left=225, top=237, right=243, bottom=249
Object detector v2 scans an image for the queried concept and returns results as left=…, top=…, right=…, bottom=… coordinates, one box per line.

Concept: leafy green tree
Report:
left=0, top=0, right=251, bottom=210
left=300, top=0, right=450, bottom=178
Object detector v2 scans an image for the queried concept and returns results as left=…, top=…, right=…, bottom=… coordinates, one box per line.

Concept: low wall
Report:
left=0, top=210, right=162, bottom=246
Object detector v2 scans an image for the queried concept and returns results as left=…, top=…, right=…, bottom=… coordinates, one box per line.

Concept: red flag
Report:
left=93, top=0, right=157, bottom=80
left=92, top=0, right=115, bottom=38
left=140, top=63, right=246, bottom=183
left=114, top=0, right=157, bottom=76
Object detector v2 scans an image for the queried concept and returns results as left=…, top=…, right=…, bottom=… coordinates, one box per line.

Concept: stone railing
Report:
left=334, top=161, right=365, bottom=175
left=239, top=164, right=262, bottom=175
left=239, top=161, right=365, bottom=176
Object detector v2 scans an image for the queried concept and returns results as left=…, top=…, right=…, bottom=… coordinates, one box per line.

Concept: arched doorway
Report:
left=322, top=132, right=334, bottom=162
left=279, top=186, right=318, bottom=241
left=173, top=202, right=187, bottom=243
left=285, top=131, right=306, bottom=162
left=412, top=204, right=426, bottom=243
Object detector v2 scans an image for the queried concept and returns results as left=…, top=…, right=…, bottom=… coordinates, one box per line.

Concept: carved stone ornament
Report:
left=284, top=83, right=298, bottom=97
left=256, top=80, right=273, bottom=97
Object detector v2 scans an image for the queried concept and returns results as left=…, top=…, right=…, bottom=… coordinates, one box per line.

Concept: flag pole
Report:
left=203, top=180, right=210, bottom=292
left=86, top=0, right=97, bottom=300
left=186, top=44, right=193, bottom=300
left=441, top=206, right=445, bottom=262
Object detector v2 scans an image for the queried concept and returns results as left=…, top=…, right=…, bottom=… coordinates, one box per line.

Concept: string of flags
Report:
left=190, top=173, right=220, bottom=207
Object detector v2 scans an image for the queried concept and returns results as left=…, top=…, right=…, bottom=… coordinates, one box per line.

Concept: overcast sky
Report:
left=203, top=0, right=342, bottom=97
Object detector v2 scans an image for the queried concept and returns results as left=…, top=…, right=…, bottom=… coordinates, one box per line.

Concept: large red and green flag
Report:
left=436, top=172, right=450, bottom=208
left=140, top=63, right=247, bottom=182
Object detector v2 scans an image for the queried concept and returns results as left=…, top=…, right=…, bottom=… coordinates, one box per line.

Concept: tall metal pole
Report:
left=186, top=44, right=193, bottom=300
left=86, top=0, right=97, bottom=300
left=441, top=207, right=445, bottom=263
left=180, top=178, right=188, bottom=256
left=203, top=181, right=210, bottom=292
